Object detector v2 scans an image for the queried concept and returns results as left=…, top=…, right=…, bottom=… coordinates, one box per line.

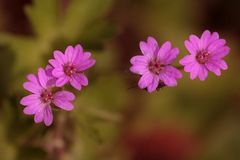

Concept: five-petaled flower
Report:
left=20, top=68, right=75, bottom=126
left=49, top=44, right=96, bottom=90
left=180, top=30, right=230, bottom=81
left=130, top=36, right=182, bottom=93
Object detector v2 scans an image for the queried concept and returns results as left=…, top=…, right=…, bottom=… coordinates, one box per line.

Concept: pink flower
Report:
left=49, top=44, right=96, bottom=90
left=130, top=37, right=182, bottom=93
left=180, top=30, right=230, bottom=81
left=20, top=68, right=75, bottom=126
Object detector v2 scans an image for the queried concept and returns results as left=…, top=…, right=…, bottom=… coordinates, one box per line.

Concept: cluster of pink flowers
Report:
left=20, top=45, right=96, bottom=126
left=130, top=30, right=230, bottom=93
left=20, top=30, right=230, bottom=126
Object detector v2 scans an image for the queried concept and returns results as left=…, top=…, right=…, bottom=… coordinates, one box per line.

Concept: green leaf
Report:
left=24, top=0, right=58, bottom=38
left=0, top=33, right=52, bottom=72
left=60, top=0, right=114, bottom=40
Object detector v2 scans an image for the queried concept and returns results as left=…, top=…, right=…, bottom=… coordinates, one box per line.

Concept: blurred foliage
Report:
left=0, top=0, right=126, bottom=159
left=0, top=0, right=115, bottom=72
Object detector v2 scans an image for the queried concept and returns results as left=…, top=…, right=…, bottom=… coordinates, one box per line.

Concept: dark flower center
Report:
left=64, top=64, right=77, bottom=76
left=40, top=89, right=54, bottom=103
left=148, top=58, right=164, bottom=75
left=196, top=50, right=210, bottom=64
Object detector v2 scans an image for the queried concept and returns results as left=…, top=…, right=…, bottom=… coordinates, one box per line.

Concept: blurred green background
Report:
left=0, top=0, right=240, bottom=160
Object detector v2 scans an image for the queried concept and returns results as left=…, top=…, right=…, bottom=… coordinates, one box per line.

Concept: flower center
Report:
left=40, top=89, right=54, bottom=104
left=196, top=50, right=210, bottom=64
left=64, top=64, right=77, bottom=76
left=148, top=58, right=163, bottom=75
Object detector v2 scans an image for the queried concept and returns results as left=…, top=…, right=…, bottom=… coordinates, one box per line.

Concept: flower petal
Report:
left=23, top=82, right=42, bottom=94
left=158, top=41, right=171, bottom=60
left=183, top=62, right=197, bottom=72
left=147, top=36, right=158, bottom=47
left=200, top=30, right=211, bottom=48
left=139, top=37, right=158, bottom=57
left=208, top=59, right=228, bottom=70
left=34, top=107, right=44, bottom=123
left=54, top=100, right=74, bottom=111
left=184, top=40, right=197, bottom=55
left=147, top=76, right=159, bottom=93
left=138, top=72, right=153, bottom=89
left=161, top=48, right=179, bottom=65
left=65, top=45, right=74, bottom=63
left=43, top=105, right=53, bottom=126
left=52, top=68, right=64, bottom=77
left=140, top=41, right=151, bottom=56
left=75, top=44, right=83, bottom=53
left=130, top=55, right=148, bottom=65
left=54, top=91, right=75, bottom=101
left=23, top=104, right=40, bottom=115
left=26, top=74, right=39, bottom=84
left=20, top=94, right=40, bottom=106
left=38, top=68, right=48, bottom=88
left=189, top=35, right=200, bottom=51
left=78, top=74, right=88, bottom=86
left=147, top=36, right=158, bottom=55
left=159, top=73, right=177, bottom=87
left=70, top=73, right=88, bottom=90
left=158, top=66, right=181, bottom=87
left=189, top=63, right=201, bottom=79
left=211, top=46, right=230, bottom=59
left=179, top=55, right=195, bottom=65
left=208, top=39, right=226, bottom=53
left=218, top=60, right=228, bottom=70
left=208, top=32, right=219, bottom=44
left=56, top=76, right=69, bottom=87
left=198, top=65, right=208, bottom=81
left=49, top=59, right=62, bottom=68
left=54, top=50, right=66, bottom=65
left=77, top=59, right=96, bottom=71
left=74, top=52, right=92, bottom=64
left=83, top=52, right=92, bottom=60
left=205, top=62, right=221, bottom=76
left=45, top=65, right=54, bottom=77
left=69, top=77, right=82, bottom=90
left=71, top=44, right=83, bottom=64
left=163, top=66, right=183, bottom=79
left=130, top=65, right=148, bottom=75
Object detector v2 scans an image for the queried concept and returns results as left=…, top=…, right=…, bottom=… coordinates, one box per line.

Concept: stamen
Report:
left=64, top=64, right=77, bottom=76
left=40, top=89, right=53, bottom=103
left=148, top=58, right=164, bottom=75
left=196, top=50, right=210, bottom=64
